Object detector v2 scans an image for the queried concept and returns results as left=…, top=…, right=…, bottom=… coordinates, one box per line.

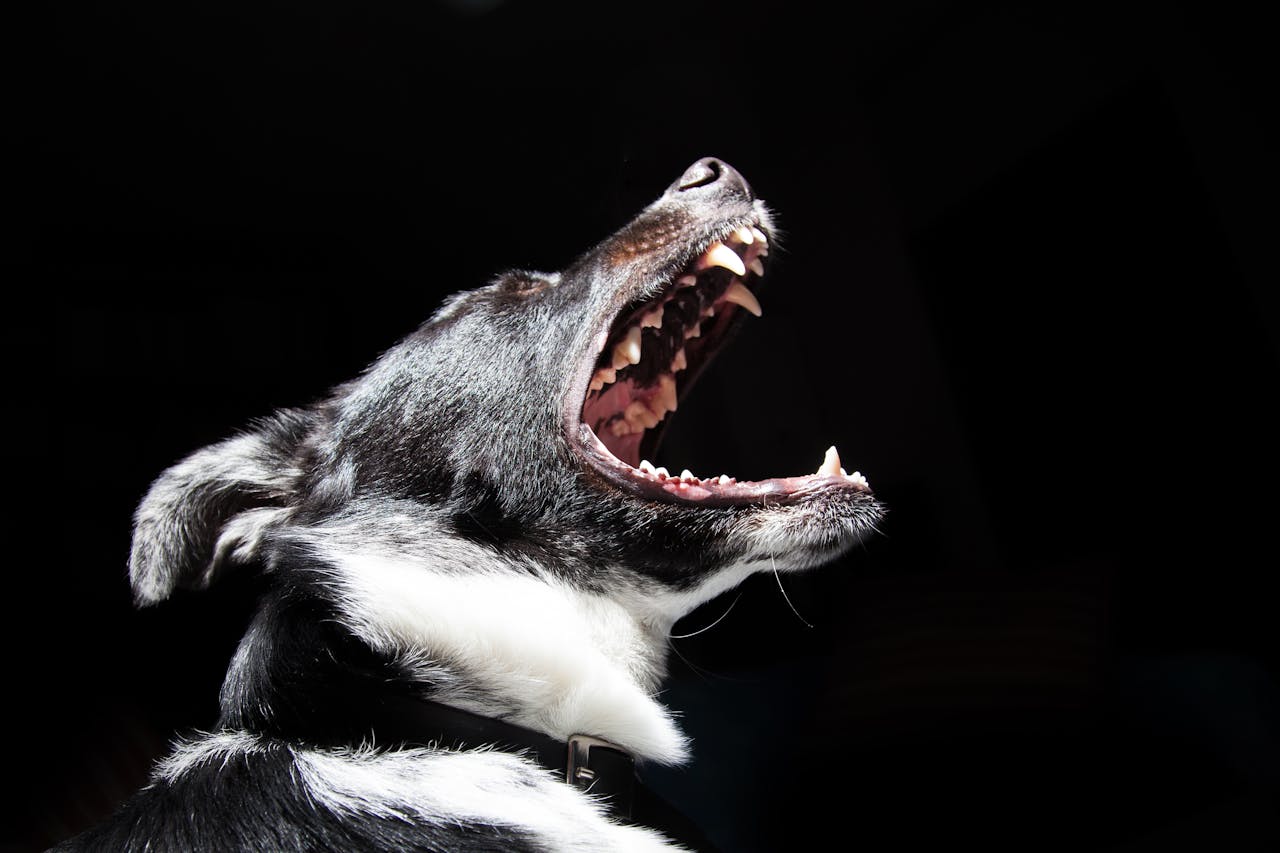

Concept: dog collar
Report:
left=360, top=693, right=638, bottom=819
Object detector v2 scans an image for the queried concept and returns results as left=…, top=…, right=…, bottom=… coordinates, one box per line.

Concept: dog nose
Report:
left=671, top=157, right=753, bottom=202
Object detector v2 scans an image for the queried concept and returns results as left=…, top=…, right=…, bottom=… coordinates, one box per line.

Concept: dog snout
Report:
left=669, top=157, right=753, bottom=203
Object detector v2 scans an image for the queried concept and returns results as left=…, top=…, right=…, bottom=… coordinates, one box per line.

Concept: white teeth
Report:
left=677, top=275, right=697, bottom=288
left=679, top=469, right=696, bottom=482
left=639, top=459, right=657, bottom=475
left=718, top=474, right=732, bottom=485
left=670, top=348, right=687, bottom=372
left=722, top=281, right=763, bottom=317
left=847, top=470, right=869, bottom=489
left=621, top=325, right=642, bottom=364
left=818, top=445, right=843, bottom=477
left=654, top=466, right=670, bottom=479
left=735, top=226, right=755, bottom=245
left=748, top=257, right=765, bottom=277
left=641, top=306, right=664, bottom=329
left=750, top=226, right=768, bottom=253
left=611, top=326, right=642, bottom=369
left=700, top=242, right=747, bottom=277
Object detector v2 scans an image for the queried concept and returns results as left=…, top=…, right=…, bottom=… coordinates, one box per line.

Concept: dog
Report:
left=54, top=158, right=883, bottom=851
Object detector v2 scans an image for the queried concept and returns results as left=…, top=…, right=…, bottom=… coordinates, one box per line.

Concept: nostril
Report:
left=676, top=158, right=722, bottom=191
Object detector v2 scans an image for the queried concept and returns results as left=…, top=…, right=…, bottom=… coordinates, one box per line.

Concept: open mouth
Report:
left=576, top=220, right=871, bottom=504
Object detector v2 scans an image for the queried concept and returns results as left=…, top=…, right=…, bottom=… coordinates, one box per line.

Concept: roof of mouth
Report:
left=575, top=219, right=872, bottom=504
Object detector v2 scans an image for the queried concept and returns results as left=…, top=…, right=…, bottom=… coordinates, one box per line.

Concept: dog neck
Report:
left=307, top=542, right=694, bottom=765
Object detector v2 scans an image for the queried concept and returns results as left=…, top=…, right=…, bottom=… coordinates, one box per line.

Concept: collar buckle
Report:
left=567, top=734, right=636, bottom=819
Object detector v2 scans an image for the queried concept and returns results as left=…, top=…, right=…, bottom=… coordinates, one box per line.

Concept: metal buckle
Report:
left=566, top=734, right=616, bottom=789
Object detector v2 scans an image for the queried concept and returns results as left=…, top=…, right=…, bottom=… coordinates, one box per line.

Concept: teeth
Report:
left=748, top=257, right=765, bottom=277
left=639, top=459, right=657, bottom=475
left=621, top=326, right=642, bottom=364
left=625, top=400, right=660, bottom=429
left=818, top=445, right=843, bottom=477
left=652, top=373, right=678, bottom=415
left=680, top=469, right=697, bottom=482
left=611, top=326, right=643, bottom=369
left=588, top=366, right=617, bottom=392
left=655, top=466, right=670, bottom=479
left=718, top=474, right=733, bottom=485
left=750, top=227, right=768, bottom=253
left=722, top=281, right=763, bottom=317
left=670, top=348, right=687, bottom=372
left=700, top=242, right=747, bottom=277
left=735, top=226, right=755, bottom=245
left=609, top=419, right=639, bottom=437
left=677, top=275, right=697, bottom=288
left=847, top=470, right=869, bottom=489
left=641, top=306, right=664, bottom=329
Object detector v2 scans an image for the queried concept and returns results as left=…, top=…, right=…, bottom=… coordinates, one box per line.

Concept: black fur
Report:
left=55, top=159, right=883, bottom=852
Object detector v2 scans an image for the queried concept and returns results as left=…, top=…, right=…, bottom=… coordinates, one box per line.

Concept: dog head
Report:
left=127, top=158, right=883, bottom=759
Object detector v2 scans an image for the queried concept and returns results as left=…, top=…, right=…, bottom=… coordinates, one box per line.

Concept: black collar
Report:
left=293, top=686, right=718, bottom=850
left=355, top=692, right=638, bottom=819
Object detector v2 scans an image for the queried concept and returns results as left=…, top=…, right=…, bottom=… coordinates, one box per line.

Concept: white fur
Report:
left=311, top=542, right=690, bottom=764
left=157, top=732, right=682, bottom=851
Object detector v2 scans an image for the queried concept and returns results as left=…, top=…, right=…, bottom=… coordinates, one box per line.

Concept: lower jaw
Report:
left=577, top=423, right=870, bottom=506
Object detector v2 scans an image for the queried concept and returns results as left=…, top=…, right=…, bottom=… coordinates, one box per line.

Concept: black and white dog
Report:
left=56, top=158, right=882, bottom=851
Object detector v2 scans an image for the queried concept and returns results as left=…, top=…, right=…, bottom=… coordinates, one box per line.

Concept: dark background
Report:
left=13, top=0, right=1277, bottom=850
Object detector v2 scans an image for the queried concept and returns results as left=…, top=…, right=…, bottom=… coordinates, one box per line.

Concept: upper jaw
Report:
left=564, top=202, right=872, bottom=508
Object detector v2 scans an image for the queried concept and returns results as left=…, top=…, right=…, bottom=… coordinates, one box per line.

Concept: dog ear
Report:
left=129, top=410, right=313, bottom=606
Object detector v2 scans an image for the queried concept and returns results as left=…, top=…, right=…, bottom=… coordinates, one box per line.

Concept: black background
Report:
left=14, top=1, right=1278, bottom=850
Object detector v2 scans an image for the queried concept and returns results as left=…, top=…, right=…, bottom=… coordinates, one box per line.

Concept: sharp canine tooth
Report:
left=723, top=281, right=763, bottom=317
left=621, top=326, right=642, bottom=364
left=701, top=242, right=747, bottom=276
left=748, top=257, right=765, bottom=277
left=818, top=445, right=843, bottom=477
left=750, top=226, right=768, bottom=249
left=736, top=226, right=754, bottom=244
